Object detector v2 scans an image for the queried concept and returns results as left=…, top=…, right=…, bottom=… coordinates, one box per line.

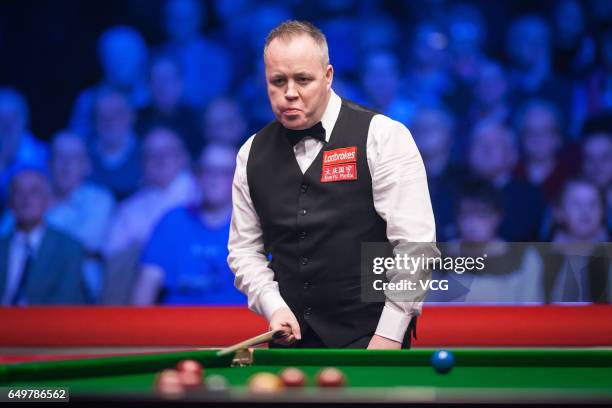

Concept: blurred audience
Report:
left=1, top=168, right=87, bottom=305
left=541, top=179, right=611, bottom=303
left=202, top=97, right=248, bottom=147
left=89, top=88, right=142, bottom=201
left=468, top=119, right=545, bottom=241
left=0, top=88, right=48, bottom=201
left=132, top=143, right=244, bottom=305
left=360, top=50, right=415, bottom=125
left=411, top=105, right=462, bottom=241
left=159, top=0, right=232, bottom=109
left=70, top=26, right=149, bottom=139
left=515, top=100, right=574, bottom=203
left=137, top=53, right=202, bottom=158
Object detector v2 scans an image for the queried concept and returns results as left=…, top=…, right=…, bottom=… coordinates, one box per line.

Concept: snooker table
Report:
left=1, top=305, right=612, bottom=405
left=1, top=348, right=612, bottom=404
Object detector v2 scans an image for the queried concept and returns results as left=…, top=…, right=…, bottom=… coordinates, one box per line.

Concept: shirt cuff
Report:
left=374, top=304, right=413, bottom=343
left=259, top=290, right=290, bottom=321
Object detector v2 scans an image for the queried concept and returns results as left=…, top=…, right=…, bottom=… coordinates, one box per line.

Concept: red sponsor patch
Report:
left=321, top=147, right=358, bottom=182
left=322, top=147, right=357, bottom=165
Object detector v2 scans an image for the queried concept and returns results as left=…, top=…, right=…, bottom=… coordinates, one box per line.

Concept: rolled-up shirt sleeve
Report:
left=367, top=115, right=438, bottom=343
left=227, top=135, right=289, bottom=321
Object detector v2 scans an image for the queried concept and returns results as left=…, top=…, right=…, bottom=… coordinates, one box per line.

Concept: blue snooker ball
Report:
left=431, top=349, right=455, bottom=374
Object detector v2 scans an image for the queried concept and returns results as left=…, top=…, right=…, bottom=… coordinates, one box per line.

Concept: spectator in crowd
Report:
left=403, top=22, right=452, bottom=106
left=101, top=127, right=196, bottom=303
left=411, top=105, right=463, bottom=241
left=0, top=168, right=87, bottom=305
left=0, top=88, right=48, bottom=201
left=581, top=128, right=612, bottom=230
left=132, top=143, right=245, bottom=305
left=581, top=29, right=612, bottom=123
left=137, top=53, right=201, bottom=158
left=447, top=4, right=488, bottom=86
left=515, top=100, right=574, bottom=203
left=202, top=97, right=248, bottom=147
left=46, top=131, right=114, bottom=302
left=360, top=50, right=415, bottom=125
left=468, top=119, right=546, bottom=241
left=506, top=15, right=573, bottom=123
left=70, top=26, right=149, bottom=139
left=105, top=126, right=196, bottom=257
left=159, top=0, right=232, bottom=109
left=443, top=179, right=544, bottom=303
left=551, top=0, right=595, bottom=79
left=89, top=88, right=142, bottom=201
left=465, top=61, right=511, bottom=132
left=357, top=14, right=401, bottom=55
left=541, top=179, right=611, bottom=303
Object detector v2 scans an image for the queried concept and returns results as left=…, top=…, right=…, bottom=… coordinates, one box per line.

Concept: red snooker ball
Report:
left=279, top=367, right=306, bottom=387
left=316, top=367, right=346, bottom=387
left=154, top=369, right=185, bottom=397
left=176, top=360, right=204, bottom=387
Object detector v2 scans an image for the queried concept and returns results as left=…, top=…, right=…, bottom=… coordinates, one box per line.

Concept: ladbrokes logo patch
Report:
left=321, top=146, right=357, bottom=182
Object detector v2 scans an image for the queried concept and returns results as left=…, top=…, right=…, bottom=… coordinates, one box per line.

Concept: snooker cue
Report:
left=216, top=329, right=287, bottom=356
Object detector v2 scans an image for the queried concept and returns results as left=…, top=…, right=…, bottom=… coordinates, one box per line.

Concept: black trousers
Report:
left=269, top=317, right=417, bottom=349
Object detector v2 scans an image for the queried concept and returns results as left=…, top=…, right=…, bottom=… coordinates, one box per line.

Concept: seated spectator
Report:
left=132, top=143, right=245, bottom=305
left=137, top=53, right=202, bottom=158
left=403, top=22, right=453, bottom=106
left=506, top=15, right=573, bottom=124
left=47, top=131, right=115, bottom=302
left=541, top=179, right=611, bottom=302
left=0, top=88, right=48, bottom=201
left=515, top=100, right=575, bottom=203
left=581, top=128, right=612, bottom=230
left=70, top=26, right=149, bottom=139
left=202, top=97, right=248, bottom=147
left=432, top=179, right=544, bottom=303
left=468, top=119, right=546, bottom=241
left=89, top=88, right=142, bottom=201
left=360, top=50, right=416, bottom=124
left=410, top=105, right=464, bottom=241
left=102, top=127, right=196, bottom=303
left=158, top=0, right=232, bottom=109
left=0, top=168, right=87, bottom=305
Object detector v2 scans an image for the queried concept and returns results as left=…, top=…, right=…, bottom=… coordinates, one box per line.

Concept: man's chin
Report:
left=280, top=117, right=309, bottom=130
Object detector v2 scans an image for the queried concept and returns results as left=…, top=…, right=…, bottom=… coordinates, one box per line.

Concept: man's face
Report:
left=469, top=124, right=517, bottom=181
left=521, top=106, right=561, bottom=161
left=10, top=171, right=50, bottom=228
left=264, top=35, right=333, bottom=130
left=558, top=182, right=603, bottom=239
left=582, top=133, right=612, bottom=188
left=457, top=200, right=501, bottom=243
left=51, top=135, right=90, bottom=195
left=143, top=129, right=186, bottom=188
left=198, top=145, right=236, bottom=208
left=95, top=93, right=134, bottom=146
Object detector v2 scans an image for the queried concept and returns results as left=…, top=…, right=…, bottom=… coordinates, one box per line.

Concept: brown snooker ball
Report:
left=316, top=367, right=346, bottom=387
left=154, top=369, right=186, bottom=397
left=248, top=372, right=284, bottom=394
left=279, top=367, right=307, bottom=387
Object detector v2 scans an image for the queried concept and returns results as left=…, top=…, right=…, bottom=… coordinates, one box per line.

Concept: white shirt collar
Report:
left=320, top=90, right=342, bottom=143
left=13, top=223, right=45, bottom=253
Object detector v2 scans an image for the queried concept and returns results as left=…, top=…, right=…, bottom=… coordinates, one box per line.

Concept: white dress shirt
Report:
left=1, top=225, right=45, bottom=305
left=228, top=90, right=436, bottom=343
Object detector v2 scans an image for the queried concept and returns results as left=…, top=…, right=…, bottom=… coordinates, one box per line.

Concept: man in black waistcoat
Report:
left=228, top=20, right=436, bottom=349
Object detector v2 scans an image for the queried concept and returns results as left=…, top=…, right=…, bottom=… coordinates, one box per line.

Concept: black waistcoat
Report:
left=246, top=99, right=388, bottom=347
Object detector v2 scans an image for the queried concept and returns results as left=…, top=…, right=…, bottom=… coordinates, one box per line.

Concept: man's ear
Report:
left=326, top=64, right=334, bottom=90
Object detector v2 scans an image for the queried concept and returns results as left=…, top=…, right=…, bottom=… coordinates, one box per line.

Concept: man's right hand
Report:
left=270, top=307, right=301, bottom=345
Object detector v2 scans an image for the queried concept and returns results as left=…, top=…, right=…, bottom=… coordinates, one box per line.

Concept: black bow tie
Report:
left=285, top=122, right=326, bottom=146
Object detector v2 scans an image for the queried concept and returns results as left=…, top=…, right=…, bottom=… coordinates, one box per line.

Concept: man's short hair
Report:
left=264, top=20, right=329, bottom=66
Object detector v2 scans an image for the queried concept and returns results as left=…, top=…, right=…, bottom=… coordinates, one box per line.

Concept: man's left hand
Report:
left=367, top=334, right=401, bottom=350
